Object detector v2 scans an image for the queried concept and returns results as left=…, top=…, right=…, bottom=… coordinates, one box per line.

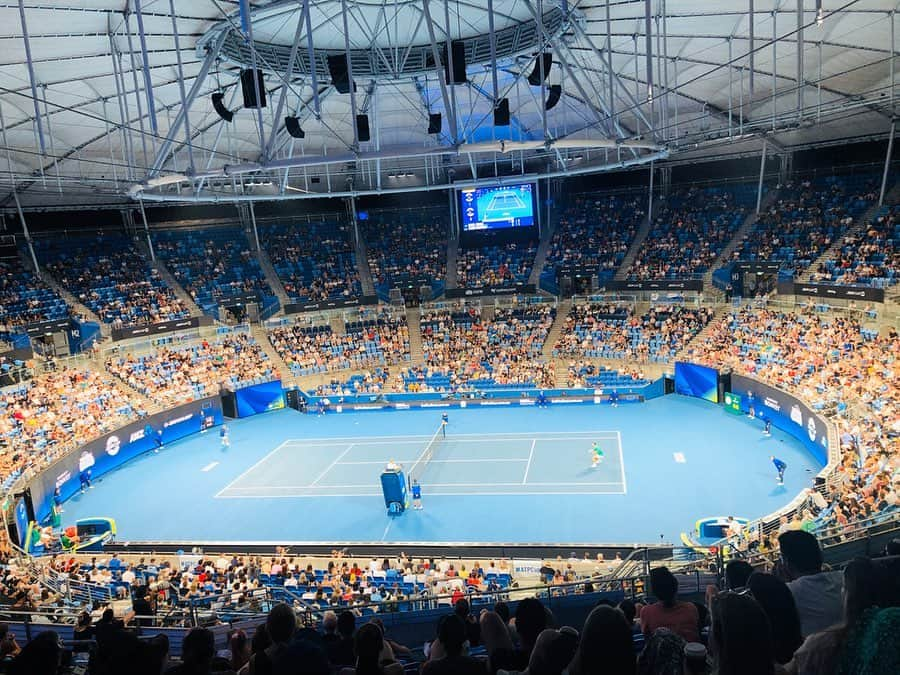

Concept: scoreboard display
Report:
left=458, top=183, right=536, bottom=231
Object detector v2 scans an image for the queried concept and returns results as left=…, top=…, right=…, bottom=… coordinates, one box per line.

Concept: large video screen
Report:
left=459, top=183, right=536, bottom=231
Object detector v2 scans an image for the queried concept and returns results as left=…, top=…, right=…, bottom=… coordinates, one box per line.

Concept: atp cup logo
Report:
left=807, top=417, right=817, bottom=442
left=106, top=435, right=121, bottom=457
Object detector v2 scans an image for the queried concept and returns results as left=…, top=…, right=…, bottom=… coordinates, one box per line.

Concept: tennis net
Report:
left=407, top=424, right=444, bottom=487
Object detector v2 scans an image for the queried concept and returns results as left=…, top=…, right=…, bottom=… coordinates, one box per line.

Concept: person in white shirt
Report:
left=777, top=530, right=844, bottom=637
left=121, top=567, right=136, bottom=586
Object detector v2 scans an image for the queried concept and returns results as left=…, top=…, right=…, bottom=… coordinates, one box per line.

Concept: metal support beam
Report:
left=149, top=30, right=225, bottom=177
left=134, top=0, right=158, bottom=135
left=797, top=0, right=804, bottom=119
left=138, top=197, right=155, bottom=261
left=124, top=10, right=150, bottom=167
left=756, top=139, right=767, bottom=214
left=535, top=0, right=549, bottom=140
left=644, top=0, right=654, bottom=131
left=879, top=120, right=895, bottom=206
left=487, top=0, right=499, bottom=103
left=647, top=161, right=654, bottom=216
left=17, top=0, right=46, bottom=156
left=169, top=0, right=195, bottom=172
left=749, top=0, right=755, bottom=98
left=240, top=0, right=267, bottom=153
left=264, top=5, right=306, bottom=159
left=13, top=191, right=39, bottom=277
left=421, top=0, right=458, bottom=144
left=109, top=32, right=136, bottom=181
left=248, top=200, right=261, bottom=250
left=303, top=0, right=321, bottom=117
left=340, top=0, right=361, bottom=148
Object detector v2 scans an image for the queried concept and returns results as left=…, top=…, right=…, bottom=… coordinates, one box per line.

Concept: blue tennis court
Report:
left=59, top=396, right=822, bottom=545
left=216, top=431, right=625, bottom=498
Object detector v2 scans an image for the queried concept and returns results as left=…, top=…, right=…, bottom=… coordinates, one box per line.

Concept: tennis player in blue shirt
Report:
left=412, top=479, right=423, bottom=510
left=771, top=455, right=787, bottom=484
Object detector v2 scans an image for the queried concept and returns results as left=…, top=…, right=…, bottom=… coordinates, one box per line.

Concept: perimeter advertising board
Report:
left=27, top=397, right=223, bottom=522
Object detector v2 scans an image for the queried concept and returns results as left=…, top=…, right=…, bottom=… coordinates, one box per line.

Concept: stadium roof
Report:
left=0, top=0, right=896, bottom=208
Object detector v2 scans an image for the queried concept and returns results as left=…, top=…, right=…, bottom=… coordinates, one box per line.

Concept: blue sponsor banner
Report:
left=14, top=497, right=30, bottom=548
left=235, top=380, right=285, bottom=417
left=730, top=374, right=829, bottom=465
left=28, top=397, right=223, bottom=522
left=675, top=362, right=720, bottom=403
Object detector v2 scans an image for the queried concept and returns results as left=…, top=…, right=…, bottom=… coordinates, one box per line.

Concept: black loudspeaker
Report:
left=327, top=54, right=356, bottom=93
left=427, top=113, right=442, bottom=134
left=545, top=84, right=562, bottom=110
left=285, top=116, right=305, bottom=139
left=356, top=114, right=370, bottom=142
left=240, top=69, right=267, bottom=109
left=494, top=98, right=510, bottom=126
left=211, top=92, right=234, bottom=122
left=221, top=391, right=237, bottom=418
left=527, top=52, right=553, bottom=86
left=445, top=41, right=467, bottom=84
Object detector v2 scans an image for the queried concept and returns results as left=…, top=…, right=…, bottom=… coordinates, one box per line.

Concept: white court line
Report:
left=201, top=462, right=219, bottom=472
left=522, top=439, right=537, bottom=484
left=381, top=520, right=393, bottom=541
left=337, top=458, right=529, bottom=466
left=216, top=489, right=625, bottom=499
left=617, top=430, right=627, bottom=494
left=280, top=431, right=620, bottom=443
left=282, top=436, right=613, bottom=446
left=215, top=441, right=292, bottom=497
left=309, top=444, right=356, bottom=486
left=221, top=480, right=624, bottom=490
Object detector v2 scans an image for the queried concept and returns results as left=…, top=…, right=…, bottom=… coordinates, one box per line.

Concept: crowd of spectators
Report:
left=0, top=258, right=69, bottom=329
left=809, top=206, right=898, bottom=288
left=11, top=535, right=897, bottom=675
left=268, top=311, right=410, bottom=377
left=104, top=334, right=273, bottom=405
left=415, top=306, right=556, bottom=389
left=153, top=227, right=273, bottom=310
left=544, top=192, right=644, bottom=285
left=627, top=185, right=754, bottom=280
left=261, top=221, right=362, bottom=303
left=37, top=235, right=189, bottom=329
left=364, top=216, right=447, bottom=297
left=554, top=303, right=715, bottom=363
left=0, top=367, right=141, bottom=488
left=687, top=305, right=899, bottom=539
left=734, top=176, right=878, bottom=274
left=457, top=240, right=538, bottom=289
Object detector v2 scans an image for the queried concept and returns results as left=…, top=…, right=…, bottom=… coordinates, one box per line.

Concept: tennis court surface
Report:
left=216, top=431, right=625, bottom=498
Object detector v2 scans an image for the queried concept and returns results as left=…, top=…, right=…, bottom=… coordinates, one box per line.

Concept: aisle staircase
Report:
left=250, top=324, right=294, bottom=383
left=613, top=200, right=659, bottom=280
left=445, top=236, right=459, bottom=289
left=24, top=251, right=111, bottom=338
left=527, top=216, right=559, bottom=287
left=405, top=308, right=424, bottom=363
left=797, top=179, right=900, bottom=283
left=355, top=236, right=376, bottom=297
left=541, top=299, right=571, bottom=358
left=674, top=303, right=732, bottom=361
left=133, top=240, right=204, bottom=318
left=702, top=190, right=780, bottom=289
left=255, top=246, right=291, bottom=311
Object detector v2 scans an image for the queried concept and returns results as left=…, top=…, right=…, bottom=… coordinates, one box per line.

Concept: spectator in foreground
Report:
left=509, top=597, right=549, bottom=669
left=709, top=592, right=775, bottom=675
left=747, top=573, right=803, bottom=664
left=249, top=603, right=296, bottom=674
left=641, top=567, right=700, bottom=643
left=422, top=614, right=485, bottom=675
left=569, top=605, right=635, bottom=675
left=504, top=627, right=579, bottom=675
left=724, top=560, right=754, bottom=591
left=636, top=628, right=686, bottom=675
left=165, top=628, right=216, bottom=675
left=479, top=610, right=516, bottom=674
left=781, top=555, right=900, bottom=675
left=9, top=630, right=61, bottom=675
left=776, top=530, right=843, bottom=637
left=339, top=622, right=402, bottom=675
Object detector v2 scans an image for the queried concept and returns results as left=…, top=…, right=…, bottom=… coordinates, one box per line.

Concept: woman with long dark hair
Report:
left=709, top=592, right=776, bottom=675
